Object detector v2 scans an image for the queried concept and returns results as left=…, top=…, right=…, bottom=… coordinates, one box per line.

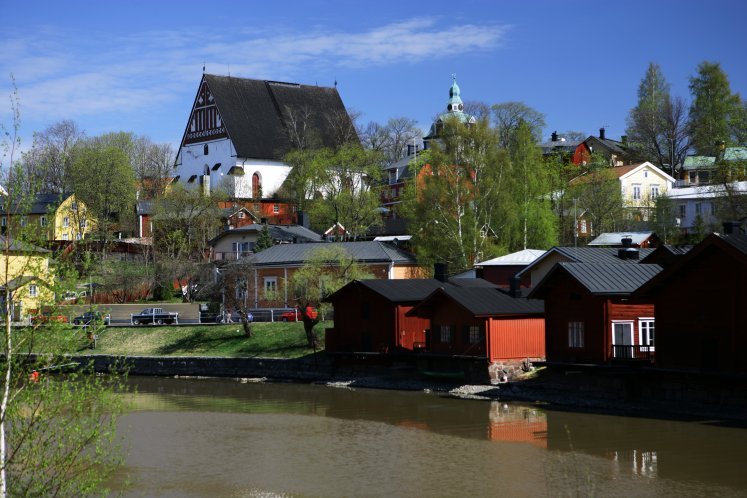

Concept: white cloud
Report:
left=0, top=18, right=509, bottom=127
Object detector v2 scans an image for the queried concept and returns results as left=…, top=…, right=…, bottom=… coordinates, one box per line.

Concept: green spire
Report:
left=447, top=74, right=463, bottom=112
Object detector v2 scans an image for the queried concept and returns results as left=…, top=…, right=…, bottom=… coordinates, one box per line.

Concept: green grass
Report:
left=23, top=321, right=330, bottom=359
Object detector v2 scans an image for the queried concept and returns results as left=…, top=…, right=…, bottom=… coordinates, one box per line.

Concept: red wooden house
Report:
left=324, top=278, right=497, bottom=353
left=636, top=232, right=747, bottom=373
left=407, top=286, right=545, bottom=381
left=528, top=262, right=661, bottom=364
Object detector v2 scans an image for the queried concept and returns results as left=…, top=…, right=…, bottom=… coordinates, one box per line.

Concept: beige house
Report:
left=614, top=162, right=676, bottom=219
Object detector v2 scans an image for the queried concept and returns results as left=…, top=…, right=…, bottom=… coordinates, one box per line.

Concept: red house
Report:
left=407, top=286, right=545, bottom=381
left=636, top=232, right=747, bottom=373
left=324, top=278, right=496, bottom=353
left=528, top=262, right=661, bottom=364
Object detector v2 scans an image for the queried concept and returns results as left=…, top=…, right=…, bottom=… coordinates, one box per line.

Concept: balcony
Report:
left=213, top=251, right=254, bottom=261
left=610, top=345, right=655, bottom=362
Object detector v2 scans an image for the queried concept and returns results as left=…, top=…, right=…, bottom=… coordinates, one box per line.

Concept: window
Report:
left=644, top=170, right=648, bottom=178
left=468, top=325, right=482, bottom=344
left=632, top=184, right=641, bottom=200
left=71, top=202, right=78, bottom=210
left=204, top=144, right=209, bottom=155
left=40, top=216, right=47, bottom=227
left=81, top=218, right=87, bottom=228
left=689, top=171, right=697, bottom=183
left=440, top=325, right=453, bottom=343
left=679, top=204, right=686, bottom=218
left=76, top=233, right=82, bottom=240
left=28, top=284, right=38, bottom=297
left=263, top=277, right=277, bottom=295
left=695, top=203, right=702, bottom=215
left=237, top=212, right=245, bottom=219
left=63, top=216, right=69, bottom=227
left=580, top=219, right=587, bottom=234
left=20, top=217, right=27, bottom=227
left=700, top=171, right=710, bottom=184
left=1, top=217, right=5, bottom=227
left=568, top=322, right=584, bottom=348
left=62, top=233, right=69, bottom=240
left=273, top=204, right=279, bottom=214
left=650, top=185, right=659, bottom=199
left=639, top=320, right=655, bottom=352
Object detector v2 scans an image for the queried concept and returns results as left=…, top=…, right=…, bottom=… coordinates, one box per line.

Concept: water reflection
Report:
left=113, top=377, right=747, bottom=497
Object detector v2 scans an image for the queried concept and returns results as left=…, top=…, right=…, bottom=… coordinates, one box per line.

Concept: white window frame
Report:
left=568, top=321, right=584, bottom=348
left=28, top=284, right=38, bottom=298
left=273, top=204, right=279, bottom=214
left=632, top=184, right=641, bottom=200
left=63, top=216, right=69, bottom=228
left=611, top=320, right=635, bottom=358
left=62, top=233, right=69, bottom=241
left=40, top=216, right=47, bottom=227
left=650, top=185, right=659, bottom=199
left=263, top=276, right=277, bottom=295
left=638, top=318, right=655, bottom=352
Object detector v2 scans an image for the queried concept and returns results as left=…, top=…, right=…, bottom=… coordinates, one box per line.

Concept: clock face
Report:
left=448, top=104, right=453, bottom=111
left=458, top=103, right=464, bottom=111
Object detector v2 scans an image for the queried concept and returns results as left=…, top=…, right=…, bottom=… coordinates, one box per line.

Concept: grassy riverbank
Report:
left=26, top=322, right=329, bottom=359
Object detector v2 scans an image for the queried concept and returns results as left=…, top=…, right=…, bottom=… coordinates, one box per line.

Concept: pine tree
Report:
left=255, top=223, right=273, bottom=252
left=689, top=62, right=742, bottom=155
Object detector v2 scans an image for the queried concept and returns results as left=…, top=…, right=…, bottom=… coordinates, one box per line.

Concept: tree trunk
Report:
left=301, top=313, right=320, bottom=349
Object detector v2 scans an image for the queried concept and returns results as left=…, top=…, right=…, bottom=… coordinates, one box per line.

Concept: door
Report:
left=612, top=322, right=634, bottom=359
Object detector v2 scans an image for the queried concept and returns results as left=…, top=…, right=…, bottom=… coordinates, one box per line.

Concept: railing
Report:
left=611, top=345, right=655, bottom=361
left=212, top=251, right=254, bottom=261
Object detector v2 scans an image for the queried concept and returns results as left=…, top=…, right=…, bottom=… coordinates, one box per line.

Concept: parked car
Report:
left=72, top=311, right=111, bottom=326
left=131, top=308, right=179, bottom=325
left=280, top=307, right=318, bottom=322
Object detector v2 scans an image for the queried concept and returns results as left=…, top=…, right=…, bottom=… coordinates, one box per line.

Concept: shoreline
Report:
left=40, top=353, right=747, bottom=425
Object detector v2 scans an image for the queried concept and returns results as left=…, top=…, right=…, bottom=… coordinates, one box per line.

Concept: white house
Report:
left=174, top=74, right=356, bottom=200
left=665, top=181, right=747, bottom=233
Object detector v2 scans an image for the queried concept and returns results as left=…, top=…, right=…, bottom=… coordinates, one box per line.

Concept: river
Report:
left=110, top=376, right=747, bottom=497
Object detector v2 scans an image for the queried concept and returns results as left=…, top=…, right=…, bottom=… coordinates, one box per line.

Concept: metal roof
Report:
left=253, top=241, right=417, bottom=266
left=0, top=235, right=50, bottom=253
left=415, top=286, right=544, bottom=317
left=516, top=246, right=654, bottom=278
left=209, top=224, right=322, bottom=246
left=724, top=146, right=747, bottom=161
left=682, top=155, right=716, bottom=170
left=555, top=262, right=662, bottom=295
left=587, top=232, right=654, bottom=246
left=477, top=249, right=545, bottom=266
left=720, top=233, right=747, bottom=255
left=325, top=277, right=498, bottom=303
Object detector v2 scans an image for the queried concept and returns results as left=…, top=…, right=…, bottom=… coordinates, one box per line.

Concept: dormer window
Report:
left=204, top=144, right=209, bottom=155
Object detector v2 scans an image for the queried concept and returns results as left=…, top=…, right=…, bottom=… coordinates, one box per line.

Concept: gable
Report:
left=182, top=79, right=229, bottom=146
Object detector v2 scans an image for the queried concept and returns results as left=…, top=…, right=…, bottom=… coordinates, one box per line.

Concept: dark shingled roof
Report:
left=333, top=277, right=498, bottom=303
left=0, top=193, right=67, bottom=215
left=203, top=74, right=355, bottom=160
left=209, top=224, right=322, bottom=246
left=436, top=286, right=544, bottom=316
left=549, top=262, right=662, bottom=296
left=0, top=235, right=50, bottom=253
left=253, top=241, right=417, bottom=266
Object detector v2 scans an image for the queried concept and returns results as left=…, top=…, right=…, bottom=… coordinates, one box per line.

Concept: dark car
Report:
left=72, top=311, right=110, bottom=326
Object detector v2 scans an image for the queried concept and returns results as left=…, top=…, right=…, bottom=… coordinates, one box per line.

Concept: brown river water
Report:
left=110, top=377, right=747, bottom=497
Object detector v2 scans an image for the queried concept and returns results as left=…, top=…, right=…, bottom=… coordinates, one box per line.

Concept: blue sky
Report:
left=1, top=0, right=746, bottom=153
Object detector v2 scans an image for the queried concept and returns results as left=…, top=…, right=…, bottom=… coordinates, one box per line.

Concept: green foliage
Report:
left=4, top=360, right=126, bottom=497
left=283, top=145, right=384, bottom=239
left=254, top=223, right=273, bottom=253
left=291, top=246, right=372, bottom=312
left=68, top=142, right=135, bottom=244
left=567, top=156, right=625, bottom=237
left=689, top=61, right=743, bottom=155
left=491, top=101, right=546, bottom=148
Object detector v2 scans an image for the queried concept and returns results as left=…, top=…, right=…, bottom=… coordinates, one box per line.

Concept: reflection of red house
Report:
left=528, top=262, right=661, bottom=364
left=324, top=278, right=492, bottom=353
left=636, top=232, right=747, bottom=373
left=408, top=286, right=545, bottom=362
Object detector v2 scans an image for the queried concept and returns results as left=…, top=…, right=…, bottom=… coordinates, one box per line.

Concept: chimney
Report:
left=509, top=276, right=522, bottom=298
left=297, top=211, right=310, bottom=228
left=599, top=127, right=606, bottom=140
left=434, top=262, right=448, bottom=283
left=621, top=237, right=632, bottom=248
left=551, top=131, right=558, bottom=142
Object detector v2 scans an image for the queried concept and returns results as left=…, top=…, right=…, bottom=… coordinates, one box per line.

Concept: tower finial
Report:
left=452, top=73, right=457, bottom=82
left=203, top=63, right=205, bottom=73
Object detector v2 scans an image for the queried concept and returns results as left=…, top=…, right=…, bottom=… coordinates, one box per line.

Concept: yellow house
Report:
left=1, top=193, right=95, bottom=241
left=613, top=162, right=676, bottom=219
left=0, top=236, right=54, bottom=320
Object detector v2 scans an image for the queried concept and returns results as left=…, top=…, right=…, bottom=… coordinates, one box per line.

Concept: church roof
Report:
left=199, top=74, right=355, bottom=160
